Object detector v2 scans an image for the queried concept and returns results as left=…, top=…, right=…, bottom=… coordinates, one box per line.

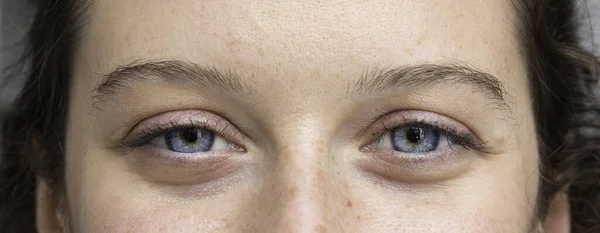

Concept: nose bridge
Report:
left=269, top=121, right=340, bottom=232
left=276, top=143, right=330, bottom=231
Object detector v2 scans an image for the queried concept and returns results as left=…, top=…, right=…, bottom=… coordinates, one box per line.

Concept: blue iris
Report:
left=165, top=128, right=215, bottom=153
left=391, top=126, right=440, bottom=153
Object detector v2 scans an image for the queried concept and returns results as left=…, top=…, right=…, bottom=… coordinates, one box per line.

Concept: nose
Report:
left=244, top=140, right=353, bottom=233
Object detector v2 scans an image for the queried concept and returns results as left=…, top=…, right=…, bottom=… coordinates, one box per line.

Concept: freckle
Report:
left=258, top=48, right=265, bottom=57
left=317, top=168, right=326, bottom=179
left=346, top=200, right=352, bottom=208
left=356, top=215, right=361, bottom=221
left=318, top=147, right=324, bottom=153
left=314, top=224, right=327, bottom=233
left=417, top=37, right=424, bottom=45
left=235, top=60, right=241, bottom=65
left=287, top=186, right=297, bottom=200
left=227, top=39, right=241, bottom=47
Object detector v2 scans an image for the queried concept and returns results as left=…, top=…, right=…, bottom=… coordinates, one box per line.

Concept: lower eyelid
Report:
left=357, top=137, right=475, bottom=175
left=125, top=148, right=253, bottom=187
left=138, top=144, right=245, bottom=164
left=355, top=149, right=473, bottom=185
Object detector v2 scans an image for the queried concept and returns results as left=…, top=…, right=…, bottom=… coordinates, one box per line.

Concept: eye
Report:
left=372, top=125, right=450, bottom=153
left=152, top=127, right=231, bottom=153
left=361, top=111, right=487, bottom=155
left=358, top=112, right=487, bottom=184
left=122, top=110, right=245, bottom=156
left=121, top=111, right=251, bottom=187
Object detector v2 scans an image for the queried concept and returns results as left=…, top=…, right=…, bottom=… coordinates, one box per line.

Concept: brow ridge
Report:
left=93, top=61, right=511, bottom=113
left=349, top=64, right=511, bottom=111
left=93, top=60, right=250, bottom=103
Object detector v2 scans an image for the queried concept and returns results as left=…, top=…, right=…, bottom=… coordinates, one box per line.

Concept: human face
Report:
left=63, top=0, right=539, bottom=232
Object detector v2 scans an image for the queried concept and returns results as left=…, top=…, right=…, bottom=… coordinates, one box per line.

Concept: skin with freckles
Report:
left=37, top=0, right=564, bottom=232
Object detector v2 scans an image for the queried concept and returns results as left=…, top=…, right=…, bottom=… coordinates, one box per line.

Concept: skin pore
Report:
left=36, top=0, right=569, bottom=232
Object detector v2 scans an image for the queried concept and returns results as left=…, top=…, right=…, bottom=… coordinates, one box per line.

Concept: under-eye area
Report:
left=357, top=110, right=486, bottom=184
left=120, top=110, right=252, bottom=188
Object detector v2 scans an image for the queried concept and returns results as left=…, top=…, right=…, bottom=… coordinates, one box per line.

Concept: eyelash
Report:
left=367, top=118, right=486, bottom=152
left=123, top=113, right=487, bottom=154
left=123, top=119, right=233, bottom=149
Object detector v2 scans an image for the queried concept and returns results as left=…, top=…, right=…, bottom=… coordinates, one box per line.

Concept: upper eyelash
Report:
left=375, top=119, right=488, bottom=152
left=123, top=114, right=487, bottom=154
left=122, top=119, right=230, bottom=149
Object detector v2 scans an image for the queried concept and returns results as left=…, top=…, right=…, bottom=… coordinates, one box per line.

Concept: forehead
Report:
left=80, top=1, right=520, bottom=71
left=75, top=0, right=527, bottom=114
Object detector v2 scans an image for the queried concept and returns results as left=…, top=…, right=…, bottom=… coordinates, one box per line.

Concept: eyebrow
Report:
left=94, top=60, right=250, bottom=102
left=94, top=60, right=510, bottom=112
left=348, top=64, right=510, bottom=111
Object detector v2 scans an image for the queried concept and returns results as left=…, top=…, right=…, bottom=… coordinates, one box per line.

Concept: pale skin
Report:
left=37, top=0, right=570, bottom=232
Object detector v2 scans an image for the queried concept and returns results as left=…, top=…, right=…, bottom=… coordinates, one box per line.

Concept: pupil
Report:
left=406, top=127, right=423, bottom=143
left=181, top=128, right=198, bottom=143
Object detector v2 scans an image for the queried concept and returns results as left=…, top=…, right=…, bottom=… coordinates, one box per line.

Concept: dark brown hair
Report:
left=1, top=0, right=599, bottom=232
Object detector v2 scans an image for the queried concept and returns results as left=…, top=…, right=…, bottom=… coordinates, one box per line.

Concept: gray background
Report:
left=1, top=0, right=35, bottom=115
left=0, top=1, right=600, bottom=113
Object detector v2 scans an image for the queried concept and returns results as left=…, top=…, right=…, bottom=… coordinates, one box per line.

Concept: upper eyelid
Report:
left=365, top=123, right=487, bottom=153
left=358, top=110, right=486, bottom=148
left=123, top=123, right=213, bottom=148
left=122, top=110, right=245, bottom=148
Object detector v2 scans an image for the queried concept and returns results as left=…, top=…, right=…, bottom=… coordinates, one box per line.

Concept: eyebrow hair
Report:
left=348, top=64, right=511, bottom=111
left=94, top=60, right=510, bottom=112
left=94, top=60, right=250, bottom=102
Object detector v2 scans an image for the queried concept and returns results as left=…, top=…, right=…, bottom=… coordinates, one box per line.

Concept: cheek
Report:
left=64, top=156, right=237, bottom=232
left=347, top=125, right=540, bottom=232
left=71, top=200, right=232, bottom=232
left=66, top=169, right=242, bottom=233
left=352, top=175, right=537, bottom=232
